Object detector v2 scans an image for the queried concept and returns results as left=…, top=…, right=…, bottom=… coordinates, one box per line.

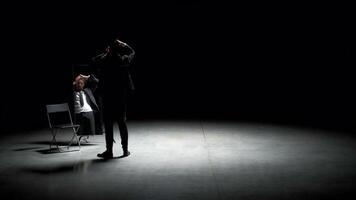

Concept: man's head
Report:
left=74, top=77, right=86, bottom=91
left=109, top=38, right=126, bottom=53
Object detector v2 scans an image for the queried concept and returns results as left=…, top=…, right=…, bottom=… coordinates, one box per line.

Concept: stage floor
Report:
left=1, top=120, right=356, bottom=200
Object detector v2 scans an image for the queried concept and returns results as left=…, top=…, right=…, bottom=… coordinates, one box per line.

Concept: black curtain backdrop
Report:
left=1, top=1, right=355, bottom=133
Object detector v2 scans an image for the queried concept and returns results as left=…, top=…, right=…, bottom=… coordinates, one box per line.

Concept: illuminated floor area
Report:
left=1, top=120, right=356, bottom=200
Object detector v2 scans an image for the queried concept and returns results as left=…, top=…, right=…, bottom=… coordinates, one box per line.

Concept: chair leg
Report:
left=76, top=134, right=81, bottom=150
left=50, top=129, right=60, bottom=151
left=67, top=127, right=81, bottom=151
left=67, top=134, right=77, bottom=150
left=75, top=126, right=81, bottom=150
left=50, top=129, right=54, bottom=149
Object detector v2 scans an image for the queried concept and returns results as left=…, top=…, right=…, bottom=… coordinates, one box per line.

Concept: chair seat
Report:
left=53, top=124, right=80, bottom=129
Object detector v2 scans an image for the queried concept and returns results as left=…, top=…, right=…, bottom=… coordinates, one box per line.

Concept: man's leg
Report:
left=118, top=102, right=130, bottom=156
left=95, top=96, right=105, bottom=135
left=75, top=113, right=84, bottom=135
left=98, top=112, right=114, bottom=158
left=118, top=119, right=128, bottom=154
left=82, top=111, right=95, bottom=135
left=104, top=116, right=114, bottom=153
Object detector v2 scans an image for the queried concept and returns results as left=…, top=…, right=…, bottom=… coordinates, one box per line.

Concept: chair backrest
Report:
left=46, top=103, right=74, bottom=128
left=46, top=103, right=69, bottom=113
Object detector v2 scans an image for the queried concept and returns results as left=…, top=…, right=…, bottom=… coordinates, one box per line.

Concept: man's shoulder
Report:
left=84, top=88, right=95, bottom=95
left=84, top=88, right=92, bottom=92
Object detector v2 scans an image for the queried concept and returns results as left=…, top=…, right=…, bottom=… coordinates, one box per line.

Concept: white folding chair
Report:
left=46, top=103, right=81, bottom=151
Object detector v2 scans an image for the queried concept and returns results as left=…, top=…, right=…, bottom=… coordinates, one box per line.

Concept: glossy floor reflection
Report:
left=1, top=120, right=356, bottom=200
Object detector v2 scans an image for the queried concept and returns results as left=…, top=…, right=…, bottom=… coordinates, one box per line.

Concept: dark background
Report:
left=1, top=1, right=355, bottom=133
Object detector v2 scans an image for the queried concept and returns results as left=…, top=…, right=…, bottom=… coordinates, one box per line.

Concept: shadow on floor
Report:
left=12, top=141, right=100, bottom=153
left=13, top=146, right=83, bottom=153
left=35, top=148, right=81, bottom=154
left=21, top=157, right=125, bottom=174
left=13, top=147, right=43, bottom=151
left=29, top=141, right=100, bottom=146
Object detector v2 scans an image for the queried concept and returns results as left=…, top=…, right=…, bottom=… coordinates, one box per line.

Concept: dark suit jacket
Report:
left=91, top=43, right=136, bottom=96
left=73, top=74, right=99, bottom=112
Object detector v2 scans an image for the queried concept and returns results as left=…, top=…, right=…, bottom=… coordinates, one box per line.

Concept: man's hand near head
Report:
left=73, top=74, right=90, bottom=85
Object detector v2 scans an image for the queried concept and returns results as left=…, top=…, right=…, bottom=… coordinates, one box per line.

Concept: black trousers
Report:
left=75, top=111, right=95, bottom=135
left=94, top=96, right=105, bottom=135
left=102, top=95, right=129, bottom=153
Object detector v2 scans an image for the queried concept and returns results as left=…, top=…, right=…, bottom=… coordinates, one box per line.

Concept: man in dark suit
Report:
left=92, top=38, right=135, bottom=158
left=73, top=74, right=99, bottom=136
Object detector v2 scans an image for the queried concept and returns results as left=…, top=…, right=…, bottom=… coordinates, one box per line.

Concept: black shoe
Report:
left=97, top=151, right=113, bottom=159
left=123, top=151, right=131, bottom=157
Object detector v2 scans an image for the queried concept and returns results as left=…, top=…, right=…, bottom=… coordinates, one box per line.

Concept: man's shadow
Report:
left=21, top=156, right=127, bottom=175
left=13, top=141, right=100, bottom=154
